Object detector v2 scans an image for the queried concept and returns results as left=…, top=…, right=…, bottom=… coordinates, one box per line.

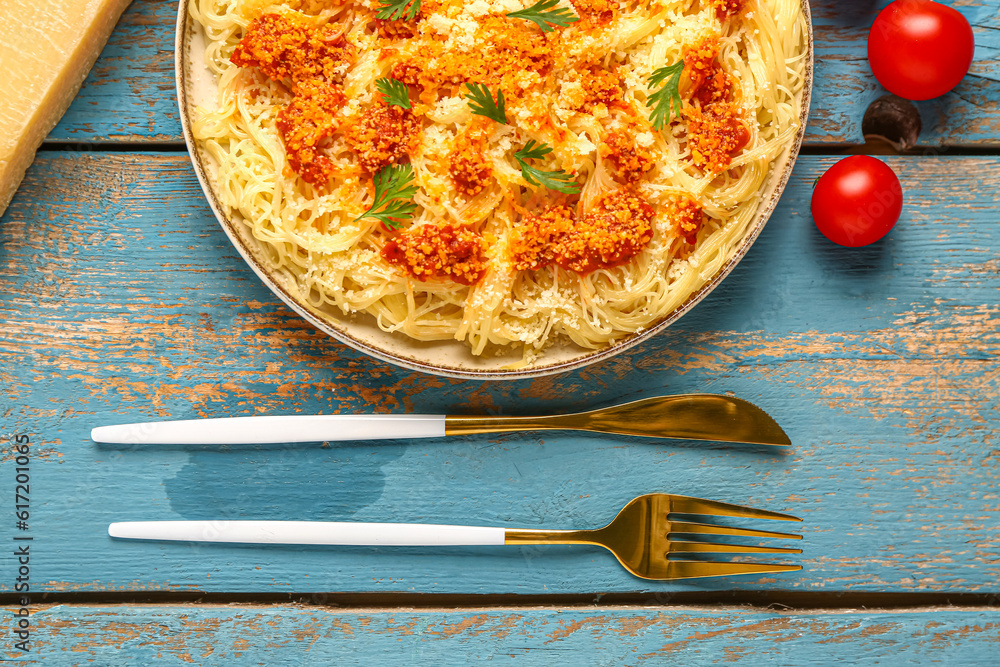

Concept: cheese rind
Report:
left=0, top=0, right=132, bottom=216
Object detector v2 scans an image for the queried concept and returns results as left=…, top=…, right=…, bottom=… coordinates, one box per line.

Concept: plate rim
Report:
left=174, top=1, right=815, bottom=380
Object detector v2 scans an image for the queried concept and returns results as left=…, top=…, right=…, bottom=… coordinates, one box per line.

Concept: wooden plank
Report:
left=2, top=605, right=999, bottom=663
left=0, top=152, right=996, bottom=594
left=48, top=0, right=1000, bottom=145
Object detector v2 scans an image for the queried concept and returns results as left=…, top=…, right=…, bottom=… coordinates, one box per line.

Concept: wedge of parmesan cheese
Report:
left=0, top=0, right=132, bottom=216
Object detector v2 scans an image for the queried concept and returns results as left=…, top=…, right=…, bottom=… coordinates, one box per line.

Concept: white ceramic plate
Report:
left=175, top=2, right=813, bottom=379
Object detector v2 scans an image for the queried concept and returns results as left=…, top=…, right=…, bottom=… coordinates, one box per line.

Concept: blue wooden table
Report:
left=2, top=0, right=998, bottom=663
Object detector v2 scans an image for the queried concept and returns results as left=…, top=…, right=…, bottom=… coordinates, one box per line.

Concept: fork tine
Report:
left=668, top=560, right=802, bottom=580
left=669, top=540, right=802, bottom=554
left=668, top=495, right=802, bottom=522
left=669, top=521, right=803, bottom=540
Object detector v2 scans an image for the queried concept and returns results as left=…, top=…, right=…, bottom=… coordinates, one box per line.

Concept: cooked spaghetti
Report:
left=189, top=0, right=807, bottom=359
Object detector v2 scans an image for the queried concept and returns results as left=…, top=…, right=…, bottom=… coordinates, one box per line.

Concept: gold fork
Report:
left=506, top=493, right=803, bottom=580
left=109, top=494, right=802, bottom=580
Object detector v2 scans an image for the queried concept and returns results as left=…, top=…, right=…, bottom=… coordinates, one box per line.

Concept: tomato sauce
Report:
left=383, top=223, right=490, bottom=285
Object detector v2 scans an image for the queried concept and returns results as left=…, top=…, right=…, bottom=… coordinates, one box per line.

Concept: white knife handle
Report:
left=108, top=521, right=506, bottom=546
left=91, top=414, right=446, bottom=445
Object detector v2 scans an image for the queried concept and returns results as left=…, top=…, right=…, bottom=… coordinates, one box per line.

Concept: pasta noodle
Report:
left=189, top=0, right=807, bottom=361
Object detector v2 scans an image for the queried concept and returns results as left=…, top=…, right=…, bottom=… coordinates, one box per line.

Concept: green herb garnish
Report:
left=375, top=77, right=411, bottom=109
left=463, top=83, right=507, bottom=124
left=646, top=59, right=685, bottom=131
left=356, top=163, right=419, bottom=230
left=514, top=140, right=581, bottom=194
left=507, top=0, right=579, bottom=32
left=376, top=0, right=420, bottom=21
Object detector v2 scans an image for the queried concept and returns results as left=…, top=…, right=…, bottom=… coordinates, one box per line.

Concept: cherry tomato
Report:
left=868, top=0, right=975, bottom=101
left=811, top=156, right=903, bottom=247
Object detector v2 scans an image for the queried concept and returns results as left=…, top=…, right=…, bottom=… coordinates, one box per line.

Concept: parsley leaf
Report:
left=463, top=83, right=507, bottom=124
left=507, top=0, right=579, bottom=33
left=356, top=163, right=420, bottom=230
left=375, top=77, right=411, bottom=109
left=514, top=140, right=581, bottom=194
left=375, top=0, right=420, bottom=21
left=646, top=59, right=685, bottom=131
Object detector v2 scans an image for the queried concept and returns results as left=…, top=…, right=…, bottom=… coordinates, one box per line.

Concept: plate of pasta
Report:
left=176, top=0, right=812, bottom=378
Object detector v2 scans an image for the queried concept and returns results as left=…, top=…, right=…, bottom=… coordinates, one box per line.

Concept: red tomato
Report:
left=811, top=156, right=903, bottom=247
left=868, top=0, right=975, bottom=100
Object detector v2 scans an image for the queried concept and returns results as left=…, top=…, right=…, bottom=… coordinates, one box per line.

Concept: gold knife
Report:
left=91, top=394, right=790, bottom=446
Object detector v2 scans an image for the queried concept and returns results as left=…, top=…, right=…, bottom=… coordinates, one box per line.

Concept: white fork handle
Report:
left=108, top=521, right=506, bottom=546
left=91, top=414, right=446, bottom=445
